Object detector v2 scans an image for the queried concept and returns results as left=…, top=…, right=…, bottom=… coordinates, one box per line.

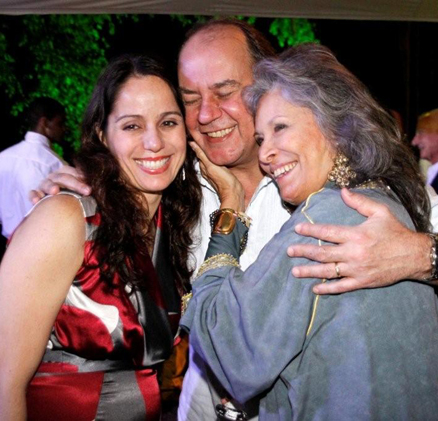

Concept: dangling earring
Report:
left=181, top=166, right=186, bottom=181
left=327, top=152, right=356, bottom=188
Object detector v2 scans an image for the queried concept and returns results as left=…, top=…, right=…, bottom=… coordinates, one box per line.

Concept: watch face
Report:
left=215, top=404, right=248, bottom=421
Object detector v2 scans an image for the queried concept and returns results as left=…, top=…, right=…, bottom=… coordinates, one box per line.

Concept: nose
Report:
left=142, top=128, right=164, bottom=152
left=258, top=137, right=276, bottom=166
left=411, top=133, right=420, bottom=147
left=198, top=97, right=222, bottom=125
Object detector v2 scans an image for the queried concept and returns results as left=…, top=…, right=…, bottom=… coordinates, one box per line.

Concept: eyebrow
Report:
left=212, top=79, right=241, bottom=90
left=179, top=79, right=241, bottom=95
left=115, top=111, right=182, bottom=123
left=179, top=87, right=198, bottom=96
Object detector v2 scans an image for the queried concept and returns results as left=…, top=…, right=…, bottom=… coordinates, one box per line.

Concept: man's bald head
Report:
left=412, top=109, right=438, bottom=164
left=177, top=20, right=275, bottom=170
left=181, top=19, right=275, bottom=67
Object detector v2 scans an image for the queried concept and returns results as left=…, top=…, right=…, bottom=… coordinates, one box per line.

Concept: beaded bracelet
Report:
left=426, top=233, right=438, bottom=280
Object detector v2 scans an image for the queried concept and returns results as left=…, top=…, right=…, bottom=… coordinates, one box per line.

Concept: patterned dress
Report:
left=26, top=193, right=181, bottom=421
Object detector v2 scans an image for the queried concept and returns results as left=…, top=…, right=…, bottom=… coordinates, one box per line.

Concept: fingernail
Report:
left=313, top=285, right=321, bottom=294
left=292, top=267, right=300, bottom=277
left=295, top=223, right=302, bottom=233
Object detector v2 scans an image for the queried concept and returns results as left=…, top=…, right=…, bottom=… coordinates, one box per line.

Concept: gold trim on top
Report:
left=300, top=188, right=327, bottom=337
left=196, top=253, right=240, bottom=278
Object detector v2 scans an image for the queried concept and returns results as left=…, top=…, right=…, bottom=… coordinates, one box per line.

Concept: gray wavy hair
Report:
left=245, top=43, right=430, bottom=232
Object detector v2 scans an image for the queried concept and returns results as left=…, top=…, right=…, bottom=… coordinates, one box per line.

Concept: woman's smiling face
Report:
left=104, top=75, right=186, bottom=205
left=256, top=89, right=335, bottom=205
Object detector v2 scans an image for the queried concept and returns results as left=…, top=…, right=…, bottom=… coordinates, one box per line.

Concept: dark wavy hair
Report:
left=245, top=43, right=430, bottom=233
left=75, top=54, right=202, bottom=292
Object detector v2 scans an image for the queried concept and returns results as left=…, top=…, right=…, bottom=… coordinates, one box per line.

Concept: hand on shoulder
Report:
left=288, top=188, right=433, bottom=294
left=29, top=165, right=91, bottom=205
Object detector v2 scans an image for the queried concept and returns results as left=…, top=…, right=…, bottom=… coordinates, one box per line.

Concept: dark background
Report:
left=1, top=16, right=438, bottom=145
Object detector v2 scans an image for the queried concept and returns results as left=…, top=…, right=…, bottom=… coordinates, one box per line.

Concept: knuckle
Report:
left=380, top=203, right=391, bottom=215
left=320, top=225, right=332, bottom=238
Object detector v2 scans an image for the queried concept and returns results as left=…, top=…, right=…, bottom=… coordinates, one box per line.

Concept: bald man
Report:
left=412, top=109, right=438, bottom=192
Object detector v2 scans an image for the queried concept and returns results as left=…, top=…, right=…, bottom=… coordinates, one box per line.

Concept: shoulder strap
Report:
left=33, top=191, right=98, bottom=240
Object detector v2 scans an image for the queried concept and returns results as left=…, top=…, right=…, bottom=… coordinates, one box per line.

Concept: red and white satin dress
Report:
left=26, top=193, right=180, bottom=421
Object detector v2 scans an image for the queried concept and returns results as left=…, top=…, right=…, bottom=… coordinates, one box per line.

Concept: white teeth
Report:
left=206, top=126, right=235, bottom=138
left=273, top=163, right=297, bottom=179
left=135, top=157, right=169, bottom=170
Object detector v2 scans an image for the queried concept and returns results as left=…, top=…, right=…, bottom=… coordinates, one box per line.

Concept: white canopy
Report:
left=0, top=0, right=437, bottom=22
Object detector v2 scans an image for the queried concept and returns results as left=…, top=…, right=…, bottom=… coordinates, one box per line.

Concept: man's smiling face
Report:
left=178, top=26, right=259, bottom=169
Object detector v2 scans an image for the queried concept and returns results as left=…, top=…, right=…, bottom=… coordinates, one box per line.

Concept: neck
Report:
left=143, top=192, right=162, bottom=219
left=229, top=163, right=265, bottom=209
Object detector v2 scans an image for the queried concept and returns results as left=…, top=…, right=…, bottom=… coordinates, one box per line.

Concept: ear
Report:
left=37, top=116, right=49, bottom=133
left=96, top=128, right=106, bottom=146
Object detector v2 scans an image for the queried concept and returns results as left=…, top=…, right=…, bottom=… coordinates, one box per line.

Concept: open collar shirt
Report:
left=0, top=131, right=64, bottom=238
left=190, top=167, right=291, bottom=276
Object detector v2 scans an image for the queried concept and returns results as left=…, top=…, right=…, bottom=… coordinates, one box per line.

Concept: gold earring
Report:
left=327, top=152, right=356, bottom=188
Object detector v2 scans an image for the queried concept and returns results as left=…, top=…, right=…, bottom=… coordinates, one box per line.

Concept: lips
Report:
left=273, top=162, right=297, bottom=179
left=204, top=126, right=236, bottom=139
left=134, top=156, right=171, bottom=173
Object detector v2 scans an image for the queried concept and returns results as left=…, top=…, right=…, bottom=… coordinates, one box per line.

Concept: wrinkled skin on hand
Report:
left=190, top=141, right=244, bottom=212
left=29, top=165, right=91, bottom=205
left=287, top=188, right=434, bottom=294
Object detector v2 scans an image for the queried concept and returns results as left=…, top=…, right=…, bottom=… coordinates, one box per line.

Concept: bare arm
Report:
left=0, top=196, right=85, bottom=420
left=29, top=165, right=91, bottom=204
left=287, top=188, right=434, bottom=295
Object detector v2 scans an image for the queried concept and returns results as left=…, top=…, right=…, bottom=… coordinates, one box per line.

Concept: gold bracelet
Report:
left=209, top=209, right=252, bottom=254
left=211, top=209, right=236, bottom=235
left=210, top=208, right=252, bottom=231
left=196, top=253, right=240, bottom=278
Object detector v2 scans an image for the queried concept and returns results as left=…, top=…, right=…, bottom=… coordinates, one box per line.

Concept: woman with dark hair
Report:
left=0, top=54, right=201, bottom=420
left=182, top=44, right=438, bottom=420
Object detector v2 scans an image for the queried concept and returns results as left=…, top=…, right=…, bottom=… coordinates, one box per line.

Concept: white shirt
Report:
left=0, top=132, right=64, bottom=238
left=179, top=171, right=291, bottom=421
left=427, top=161, right=438, bottom=186
left=428, top=187, right=438, bottom=232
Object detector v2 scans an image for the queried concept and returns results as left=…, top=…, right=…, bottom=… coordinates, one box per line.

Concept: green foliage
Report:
left=15, top=15, right=115, bottom=152
left=170, top=15, right=317, bottom=50
left=171, top=15, right=208, bottom=27
left=0, top=14, right=317, bottom=156
left=0, top=31, right=22, bottom=99
left=0, top=15, right=135, bottom=155
left=269, top=18, right=319, bottom=48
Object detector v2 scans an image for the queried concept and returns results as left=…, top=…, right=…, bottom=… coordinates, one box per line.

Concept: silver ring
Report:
left=335, top=263, right=341, bottom=278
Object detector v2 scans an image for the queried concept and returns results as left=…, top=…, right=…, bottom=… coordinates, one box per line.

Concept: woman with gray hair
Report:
left=181, top=44, right=438, bottom=420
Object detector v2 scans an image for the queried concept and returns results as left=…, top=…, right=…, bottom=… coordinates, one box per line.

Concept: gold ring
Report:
left=335, top=263, right=341, bottom=278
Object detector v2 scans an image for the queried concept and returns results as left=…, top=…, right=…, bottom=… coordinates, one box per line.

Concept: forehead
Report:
left=417, top=115, right=438, bottom=133
left=178, top=27, right=253, bottom=88
left=256, top=90, right=289, bottom=120
left=255, top=90, right=317, bottom=130
left=113, top=76, right=177, bottom=111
